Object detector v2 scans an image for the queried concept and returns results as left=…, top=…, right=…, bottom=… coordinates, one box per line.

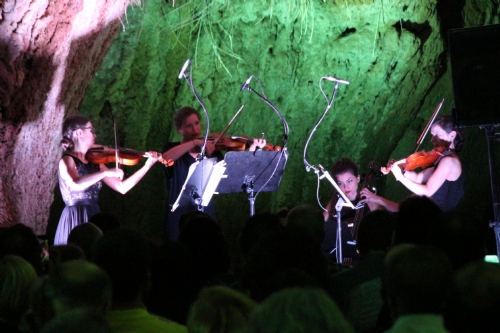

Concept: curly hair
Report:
left=61, top=115, right=91, bottom=151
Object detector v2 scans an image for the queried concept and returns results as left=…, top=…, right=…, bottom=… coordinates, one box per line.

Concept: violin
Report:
left=86, top=146, right=173, bottom=166
left=382, top=146, right=449, bottom=174
left=205, top=133, right=282, bottom=152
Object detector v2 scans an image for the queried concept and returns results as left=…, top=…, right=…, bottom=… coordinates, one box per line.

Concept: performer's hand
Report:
left=205, top=140, right=216, bottom=156
left=359, top=188, right=376, bottom=204
left=249, top=138, right=266, bottom=152
left=390, top=158, right=406, bottom=181
left=144, top=151, right=161, bottom=167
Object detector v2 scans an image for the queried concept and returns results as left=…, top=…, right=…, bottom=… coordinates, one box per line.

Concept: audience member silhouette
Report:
left=0, top=255, right=38, bottom=333
left=443, top=261, right=500, bottom=333
left=19, top=276, right=53, bottom=333
left=242, top=287, right=355, bottom=333
left=0, top=224, right=43, bottom=275
left=67, top=222, right=103, bottom=261
left=88, top=212, right=121, bottom=234
left=393, top=195, right=441, bottom=246
left=241, top=227, right=331, bottom=302
left=187, top=286, right=256, bottom=333
left=40, top=309, right=111, bottom=333
left=238, top=212, right=284, bottom=263
left=48, top=245, right=85, bottom=268
left=284, top=204, right=325, bottom=245
left=427, top=210, right=487, bottom=270
left=330, top=210, right=395, bottom=333
left=92, top=229, right=187, bottom=333
left=146, top=241, right=197, bottom=325
left=381, top=244, right=453, bottom=333
left=44, top=260, right=111, bottom=317
left=178, top=214, right=231, bottom=288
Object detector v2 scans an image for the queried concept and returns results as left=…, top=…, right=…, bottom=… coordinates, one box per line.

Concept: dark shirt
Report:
left=430, top=160, right=465, bottom=212
left=162, top=142, right=223, bottom=240
left=322, top=198, right=370, bottom=264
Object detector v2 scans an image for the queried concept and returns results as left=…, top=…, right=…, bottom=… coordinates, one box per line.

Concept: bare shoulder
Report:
left=438, top=154, right=462, bottom=180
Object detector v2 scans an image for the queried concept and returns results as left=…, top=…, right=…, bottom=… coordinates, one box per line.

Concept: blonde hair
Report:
left=0, top=255, right=38, bottom=324
left=187, top=286, right=257, bottom=333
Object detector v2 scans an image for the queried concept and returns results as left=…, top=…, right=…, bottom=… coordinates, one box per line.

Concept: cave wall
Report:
left=40, top=0, right=500, bottom=245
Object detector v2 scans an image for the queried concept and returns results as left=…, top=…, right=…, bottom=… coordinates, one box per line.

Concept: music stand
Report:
left=216, top=150, right=288, bottom=216
left=171, top=157, right=226, bottom=213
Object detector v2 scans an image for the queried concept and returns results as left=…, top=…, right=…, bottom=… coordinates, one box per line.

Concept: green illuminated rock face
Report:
left=63, top=1, right=498, bottom=243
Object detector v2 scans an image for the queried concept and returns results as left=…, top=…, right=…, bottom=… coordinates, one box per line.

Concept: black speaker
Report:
left=448, top=24, right=500, bottom=127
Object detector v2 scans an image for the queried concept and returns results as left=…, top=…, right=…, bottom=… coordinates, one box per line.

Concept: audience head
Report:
left=242, top=287, right=355, bottom=333
left=178, top=214, right=231, bottom=284
left=427, top=210, right=486, bottom=270
left=146, top=241, right=197, bottom=325
left=45, top=260, right=111, bottom=316
left=356, top=210, right=395, bottom=256
left=443, top=262, right=500, bottom=333
left=40, top=309, right=111, bottom=333
left=92, top=229, right=151, bottom=305
left=238, top=212, right=284, bottom=261
left=241, top=227, right=330, bottom=302
left=393, top=195, right=442, bottom=245
left=49, top=245, right=85, bottom=267
left=0, top=255, right=38, bottom=325
left=67, top=222, right=103, bottom=261
left=22, top=276, right=54, bottom=333
left=187, top=286, right=257, bottom=333
left=88, top=212, right=121, bottom=234
left=0, top=224, right=42, bottom=274
left=285, top=204, right=325, bottom=245
left=382, top=244, right=453, bottom=318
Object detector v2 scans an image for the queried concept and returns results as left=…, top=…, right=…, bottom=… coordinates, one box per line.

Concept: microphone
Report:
left=240, top=75, right=253, bottom=91
left=324, top=76, right=350, bottom=85
left=178, top=59, right=191, bottom=79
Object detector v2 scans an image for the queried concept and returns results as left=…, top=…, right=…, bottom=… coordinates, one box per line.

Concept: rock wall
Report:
left=68, top=0, right=499, bottom=246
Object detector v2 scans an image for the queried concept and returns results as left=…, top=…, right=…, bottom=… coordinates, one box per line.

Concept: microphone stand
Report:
left=178, top=59, right=210, bottom=161
left=240, top=75, right=290, bottom=212
left=240, top=76, right=289, bottom=150
left=303, top=76, right=350, bottom=264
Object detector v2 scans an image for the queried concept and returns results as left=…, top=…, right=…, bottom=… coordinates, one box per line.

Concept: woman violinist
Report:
left=54, top=115, right=161, bottom=245
left=322, top=158, right=398, bottom=263
left=162, top=106, right=266, bottom=241
left=383, top=115, right=465, bottom=212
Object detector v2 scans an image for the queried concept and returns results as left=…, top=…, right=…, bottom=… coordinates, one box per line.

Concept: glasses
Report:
left=78, top=127, right=96, bottom=134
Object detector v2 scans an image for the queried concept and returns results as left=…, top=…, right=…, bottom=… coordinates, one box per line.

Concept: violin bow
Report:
left=213, top=104, right=245, bottom=146
left=414, top=98, right=444, bottom=153
left=101, top=100, right=119, bottom=169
